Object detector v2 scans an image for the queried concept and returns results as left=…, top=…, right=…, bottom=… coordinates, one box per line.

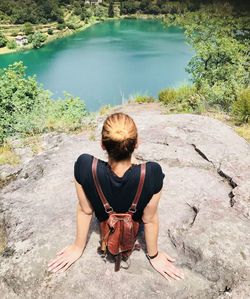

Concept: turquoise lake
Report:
left=0, top=19, right=193, bottom=111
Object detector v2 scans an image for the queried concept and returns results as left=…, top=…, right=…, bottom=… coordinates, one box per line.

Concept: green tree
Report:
left=0, top=32, right=7, bottom=48
left=47, top=28, right=54, bottom=35
left=80, top=7, right=92, bottom=21
left=140, top=0, right=150, bottom=12
left=31, top=32, right=47, bottom=49
left=166, top=5, right=250, bottom=110
left=0, top=62, right=44, bottom=143
left=7, top=39, right=17, bottom=49
left=0, top=62, right=87, bottom=144
left=22, top=22, right=34, bottom=35
left=120, top=1, right=140, bottom=14
left=108, top=0, right=115, bottom=18
left=94, top=5, right=107, bottom=19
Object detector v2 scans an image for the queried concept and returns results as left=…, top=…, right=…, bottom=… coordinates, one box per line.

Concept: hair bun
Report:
left=111, top=129, right=128, bottom=142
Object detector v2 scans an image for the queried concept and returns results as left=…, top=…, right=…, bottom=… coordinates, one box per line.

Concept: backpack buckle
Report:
left=128, top=203, right=137, bottom=213
left=104, top=203, right=113, bottom=214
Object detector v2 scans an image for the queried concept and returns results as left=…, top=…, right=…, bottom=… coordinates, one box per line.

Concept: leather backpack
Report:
left=92, top=157, right=146, bottom=271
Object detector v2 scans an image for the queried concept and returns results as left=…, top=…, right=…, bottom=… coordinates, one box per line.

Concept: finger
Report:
left=49, top=257, right=68, bottom=272
left=48, top=254, right=65, bottom=267
left=51, top=260, right=69, bottom=273
left=163, top=252, right=176, bottom=262
left=164, top=269, right=180, bottom=280
left=163, top=263, right=184, bottom=279
left=174, top=269, right=185, bottom=279
left=48, top=256, right=66, bottom=271
left=58, top=261, right=72, bottom=273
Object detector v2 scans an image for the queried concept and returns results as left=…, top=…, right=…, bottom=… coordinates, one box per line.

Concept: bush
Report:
left=0, top=62, right=88, bottom=145
left=0, top=32, right=7, bottom=48
left=11, top=30, right=19, bottom=37
left=159, top=85, right=203, bottom=113
left=66, top=23, right=76, bottom=30
left=56, top=23, right=66, bottom=30
left=80, top=8, right=93, bottom=21
left=31, top=32, right=47, bottom=48
left=232, top=88, right=250, bottom=124
left=7, top=40, right=17, bottom=49
left=158, top=88, right=177, bottom=105
left=22, top=22, right=33, bottom=35
left=46, top=93, right=88, bottom=132
left=47, top=28, right=53, bottom=35
left=94, top=5, right=107, bottom=19
left=132, top=95, right=155, bottom=103
left=199, top=82, right=237, bottom=111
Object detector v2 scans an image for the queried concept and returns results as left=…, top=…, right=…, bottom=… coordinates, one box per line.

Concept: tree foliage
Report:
left=108, top=0, right=115, bottom=18
left=0, top=0, right=64, bottom=24
left=165, top=3, right=250, bottom=110
left=0, top=32, right=7, bottom=48
left=31, top=32, right=47, bottom=48
left=0, top=62, right=87, bottom=144
left=22, top=22, right=34, bottom=35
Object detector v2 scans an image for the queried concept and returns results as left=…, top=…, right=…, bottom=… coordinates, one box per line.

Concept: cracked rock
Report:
left=0, top=103, right=249, bottom=299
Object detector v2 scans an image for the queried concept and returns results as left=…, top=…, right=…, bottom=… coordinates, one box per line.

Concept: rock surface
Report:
left=0, top=103, right=249, bottom=299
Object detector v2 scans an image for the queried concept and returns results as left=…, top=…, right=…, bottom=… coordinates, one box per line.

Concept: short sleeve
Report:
left=74, top=158, right=81, bottom=184
left=74, top=153, right=93, bottom=185
left=153, top=162, right=165, bottom=194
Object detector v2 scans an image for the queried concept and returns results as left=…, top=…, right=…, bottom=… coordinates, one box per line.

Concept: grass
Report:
left=21, top=136, right=43, bottom=155
left=128, top=93, right=155, bottom=104
left=234, top=124, right=250, bottom=142
left=194, top=109, right=250, bottom=142
left=99, top=104, right=113, bottom=116
left=0, top=226, right=7, bottom=255
left=0, top=144, right=20, bottom=166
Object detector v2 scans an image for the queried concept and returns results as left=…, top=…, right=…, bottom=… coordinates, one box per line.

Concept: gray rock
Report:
left=0, top=103, right=249, bottom=299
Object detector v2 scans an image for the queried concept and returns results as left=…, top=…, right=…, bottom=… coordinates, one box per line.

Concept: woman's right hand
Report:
left=48, top=244, right=83, bottom=273
left=148, top=251, right=185, bottom=281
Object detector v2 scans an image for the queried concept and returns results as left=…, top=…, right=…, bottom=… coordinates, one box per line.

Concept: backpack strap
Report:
left=92, top=157, right=113, bottom=214
left=92, top=157, right=146, bottom=214
left=128, top=162, right=146, bottom=213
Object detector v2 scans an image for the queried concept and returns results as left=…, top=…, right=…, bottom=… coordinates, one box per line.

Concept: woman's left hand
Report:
left=148, top=251, right=185, bottom=281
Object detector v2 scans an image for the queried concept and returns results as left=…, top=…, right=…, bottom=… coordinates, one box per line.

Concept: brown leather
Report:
left=92, top=157, right=113, bottom=213
left=92, top=157, right=146, bottom=271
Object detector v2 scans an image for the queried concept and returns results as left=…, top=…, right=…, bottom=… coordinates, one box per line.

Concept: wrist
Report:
left=74, top=243, right=85, bottom=251
left=146, top=251, right=159, bottom=260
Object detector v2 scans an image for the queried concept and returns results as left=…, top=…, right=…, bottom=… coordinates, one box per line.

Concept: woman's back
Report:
left=74, top=153, right=165, bottom=222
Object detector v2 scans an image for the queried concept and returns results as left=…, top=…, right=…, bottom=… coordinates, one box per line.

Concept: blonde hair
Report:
left=101, top=113, right=137, bottom=161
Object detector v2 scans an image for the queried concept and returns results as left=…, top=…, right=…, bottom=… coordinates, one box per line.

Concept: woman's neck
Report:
left=108, top=158, right=132, bottom=178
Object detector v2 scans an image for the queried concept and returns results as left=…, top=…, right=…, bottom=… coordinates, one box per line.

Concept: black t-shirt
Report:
left=74, top=154, right=165, bottom=222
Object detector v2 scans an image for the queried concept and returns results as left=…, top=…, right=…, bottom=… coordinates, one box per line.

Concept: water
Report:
left=0, top=19, right=193, bottom=111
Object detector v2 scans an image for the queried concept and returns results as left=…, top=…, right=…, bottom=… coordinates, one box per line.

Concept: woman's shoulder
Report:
left=75, top=153, right=107, bottom=172
left=144, top=161, right=165, bottom=194
left=145, top=161, right=164, bottom=173
left=75, top=153, right=104, bottom=185
left=75, top=153, right=93, bottom=164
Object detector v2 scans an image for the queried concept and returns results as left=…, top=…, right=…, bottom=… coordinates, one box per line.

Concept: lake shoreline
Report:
left=0, top=17, right=103, bottom=56
left=0, top=14, right=166, bottom=56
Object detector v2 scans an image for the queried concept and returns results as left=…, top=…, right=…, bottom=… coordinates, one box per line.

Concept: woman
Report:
left=48, top=112, right=184, bottom=281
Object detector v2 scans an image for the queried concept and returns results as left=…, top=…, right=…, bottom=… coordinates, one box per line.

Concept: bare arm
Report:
left=142, top=190, right=185, bottom=281
left=142, top=190, right=161, bottom=256
left=48, top=180, right=93, bottom=273
left=74, top=180, right=93, bottom=250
